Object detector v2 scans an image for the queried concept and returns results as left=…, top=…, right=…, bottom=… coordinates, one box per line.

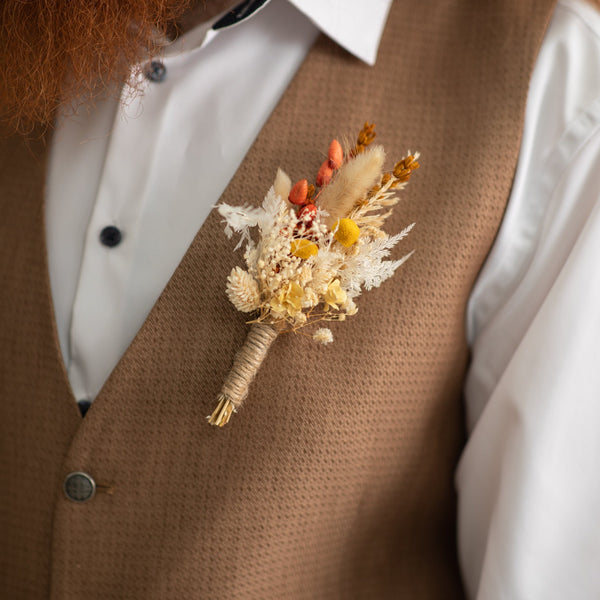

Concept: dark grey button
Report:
left=99, top=225, right=122, bottom=247
left=144, top=60, right=166, bottom=83
left=64, top=472, right=96, bottom=503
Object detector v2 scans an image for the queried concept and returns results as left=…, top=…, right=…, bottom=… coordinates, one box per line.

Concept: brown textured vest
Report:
left=0, top=1, right=556, bottom=598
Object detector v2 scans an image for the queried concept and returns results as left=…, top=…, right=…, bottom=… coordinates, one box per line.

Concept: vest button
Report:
left=63, top=472, right=96, bottom=503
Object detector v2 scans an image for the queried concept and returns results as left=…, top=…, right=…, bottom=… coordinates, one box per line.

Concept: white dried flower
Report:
left=313, top=328, right=334, bottom=345
left=341, top=297, right=358, bottom=315
left=295, top=312, right=307, bottom=325
left=226, top=267, right=261, bottom=313
left=302, top=287, right=319, bottom=308
left=299, top=264, right=312, bottom=285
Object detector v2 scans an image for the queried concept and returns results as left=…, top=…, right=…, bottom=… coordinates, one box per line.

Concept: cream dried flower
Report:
left=226, top=267, right=261, bottom=313
left=341, top=296, right=358, bottom=315
left=313, top=328, right=334, bottom=344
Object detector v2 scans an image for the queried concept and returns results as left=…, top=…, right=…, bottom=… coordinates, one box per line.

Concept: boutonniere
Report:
left=209, top=123, right=419, bottom=426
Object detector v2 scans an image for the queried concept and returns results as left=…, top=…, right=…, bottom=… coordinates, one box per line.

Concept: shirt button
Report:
left=64, top=472, right=96, bottom=503
left=144, top=60, right=167, bottom=83
left=99, top=225, right=122, bottom=247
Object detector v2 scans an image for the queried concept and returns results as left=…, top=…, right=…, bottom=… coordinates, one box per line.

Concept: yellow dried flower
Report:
left=324, top=279, right=347, bottom=310
left=333, top=218, right=360, bottom=247
left=290, top=239, right=318, bottom=259
left=270, top=282, right=305, bottom=317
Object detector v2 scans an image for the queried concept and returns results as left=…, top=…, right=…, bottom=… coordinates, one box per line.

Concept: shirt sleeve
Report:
left=457, top=0, right=600, bottom=597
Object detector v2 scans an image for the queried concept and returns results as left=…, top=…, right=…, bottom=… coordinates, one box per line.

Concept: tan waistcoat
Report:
left=0, top=1, right=556, bottom=597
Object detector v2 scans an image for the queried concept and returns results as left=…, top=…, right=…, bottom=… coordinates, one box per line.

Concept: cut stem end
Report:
left=207, top=396, right=236, bottom=427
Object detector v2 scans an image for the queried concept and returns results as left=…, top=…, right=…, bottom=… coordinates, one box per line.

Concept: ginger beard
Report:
left=0, top=0, right=192, bottom=134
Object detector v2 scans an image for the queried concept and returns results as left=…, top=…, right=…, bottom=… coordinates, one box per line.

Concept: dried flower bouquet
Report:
left=208, top=123, right=419, bottom=426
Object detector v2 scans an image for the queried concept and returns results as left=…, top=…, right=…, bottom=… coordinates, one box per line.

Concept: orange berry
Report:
left=298, top=203, right=317, bottom=223
left=288, top=179, right=308, bottom=205
left=316, top=160, right=333, bottom=187
left=328, top=139, right=343, bottom=169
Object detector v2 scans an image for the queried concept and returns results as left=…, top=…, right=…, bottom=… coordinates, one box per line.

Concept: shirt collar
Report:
left=287, top=0, right=393, bottom=66
left=165, top=0, right=393, bottom=66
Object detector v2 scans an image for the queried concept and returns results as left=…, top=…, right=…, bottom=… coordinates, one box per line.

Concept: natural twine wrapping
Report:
left=208, top=322, right=279, bottom=427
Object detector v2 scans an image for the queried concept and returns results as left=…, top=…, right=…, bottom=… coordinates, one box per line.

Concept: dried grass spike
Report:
left=318, top=145, right=385, bottom=227
left=392, top=153, right=420, bottom=183
left=351, top=122, right=376, bottom=156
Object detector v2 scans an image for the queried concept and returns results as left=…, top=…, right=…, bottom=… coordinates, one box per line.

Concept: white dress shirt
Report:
left=458, top=0, right=600, bottom=597
left=45, top=0, right=600, bottom=596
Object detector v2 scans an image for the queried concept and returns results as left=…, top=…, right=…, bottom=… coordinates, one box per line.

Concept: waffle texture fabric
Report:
left=0, top=0, right=556, bottom=597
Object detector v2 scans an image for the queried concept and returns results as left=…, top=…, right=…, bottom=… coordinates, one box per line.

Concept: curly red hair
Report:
left=0, top=0, right=192, bottom=134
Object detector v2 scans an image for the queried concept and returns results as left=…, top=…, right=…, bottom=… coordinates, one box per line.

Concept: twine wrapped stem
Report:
left=208, top=322, right=279, bottom=427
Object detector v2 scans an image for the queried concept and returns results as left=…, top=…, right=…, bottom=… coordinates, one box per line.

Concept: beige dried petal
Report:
left=226, top=267, right=261, bottom=313
left=273, top=168, right=292, bottom=203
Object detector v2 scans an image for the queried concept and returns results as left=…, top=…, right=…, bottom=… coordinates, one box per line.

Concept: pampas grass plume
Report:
left=318, top=145, right=385, bottom=227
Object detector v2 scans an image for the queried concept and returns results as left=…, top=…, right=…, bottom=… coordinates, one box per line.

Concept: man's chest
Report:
left=0, top=0, right=556, bottom=596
